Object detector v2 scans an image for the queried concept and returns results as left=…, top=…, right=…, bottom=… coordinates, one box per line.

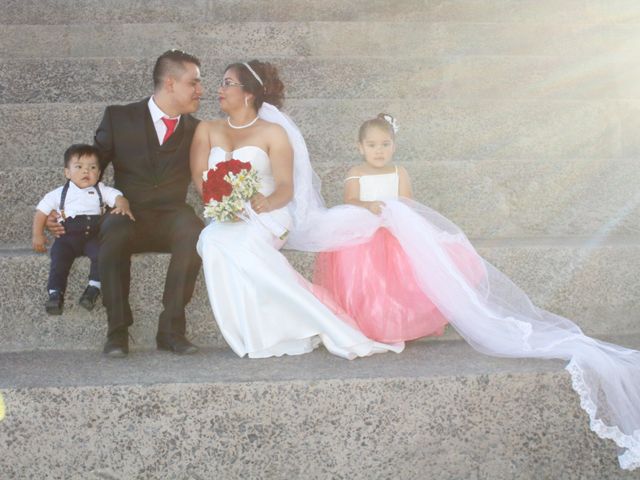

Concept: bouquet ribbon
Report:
left=241, top=202, right=289, bottom=240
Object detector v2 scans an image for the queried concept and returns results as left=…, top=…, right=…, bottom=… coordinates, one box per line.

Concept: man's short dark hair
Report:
left=153, top=49, right=201, bottom=90
left=64, top=144, right=101, bottom=168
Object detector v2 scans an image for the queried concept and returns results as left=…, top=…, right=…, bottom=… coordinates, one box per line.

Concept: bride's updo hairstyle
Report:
left=358, top=113, right=397, bottom=142
left=225, top=60, right=285, bottom=110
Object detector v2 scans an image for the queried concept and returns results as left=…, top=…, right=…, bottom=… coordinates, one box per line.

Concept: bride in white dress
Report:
left=190, top=60, right=402, bottom=359
left=190, top=60, right=640, bottom=469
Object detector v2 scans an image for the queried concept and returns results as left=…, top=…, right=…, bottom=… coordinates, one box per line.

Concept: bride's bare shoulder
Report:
left=259, top=119, right=287, bottom=138
left=197, top=118, right=226, bottom=132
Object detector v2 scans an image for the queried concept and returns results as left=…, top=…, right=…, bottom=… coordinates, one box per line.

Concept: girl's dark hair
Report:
left=225, top=60, right=285, bottom=109
left=64, top=144, right=102, bottom=167
left=358, top=113, right=396, bottom=142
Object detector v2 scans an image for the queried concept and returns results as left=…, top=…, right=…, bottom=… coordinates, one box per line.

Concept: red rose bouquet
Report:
left=202, top=159, right=260, bottom=222
left=202, top=159, right=289, bottom=239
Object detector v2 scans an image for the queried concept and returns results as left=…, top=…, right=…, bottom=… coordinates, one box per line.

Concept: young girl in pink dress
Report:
left=313, top=114, right=483, bottom=343
left=309, top=115, right=640, bottom=470
left=195, top=91, right=639, bottom=466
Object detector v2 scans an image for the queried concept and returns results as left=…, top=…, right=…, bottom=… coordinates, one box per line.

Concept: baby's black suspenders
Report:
left=59, top=180, right=105, bottom=221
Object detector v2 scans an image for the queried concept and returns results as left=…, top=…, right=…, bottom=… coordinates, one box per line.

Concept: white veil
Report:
left=258, top=102, right=640, bottom=470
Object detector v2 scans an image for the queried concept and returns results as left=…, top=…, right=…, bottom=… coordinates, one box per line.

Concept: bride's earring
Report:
left=244, top=96, right=248, bottom=108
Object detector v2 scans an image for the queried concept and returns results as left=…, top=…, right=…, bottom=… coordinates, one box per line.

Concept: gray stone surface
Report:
left=2, top=0, right=634, bottom=24
left=0, top=0, right=432, bottom=24
left=314, top=157, right=640, bottom=237
left=1, top=243, right=638, bottom=352
left=1, top=21, right=632, bottom=59
left=4, top=54, right=640, bottom=104
left=485, top=244, right=640, bottom=336
left=4, top=155, right=640, bottom=247
left=0, top=339, right=566, bottom=387
left=1, top=4, right=640, bottom=479
left=0, top=250, right=223, bottom=352
left=1, top=342, right=638, bottom=479
left=2, top=2, right=640, bottom=479
left=1, top=57, right=443, bottom=103
left=2, top=99, right=636, bottom=168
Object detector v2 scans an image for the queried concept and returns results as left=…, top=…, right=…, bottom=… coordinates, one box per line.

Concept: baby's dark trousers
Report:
left=47, top=215, right=101, bottom=293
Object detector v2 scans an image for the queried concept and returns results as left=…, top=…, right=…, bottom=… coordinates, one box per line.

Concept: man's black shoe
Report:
left=156, top=333, right=198, bottom=355
left=45, top=291, right=64, bottom=315
left=79, top=286, right=100, bottom=311
left=103, top=328, right=129, bottom=358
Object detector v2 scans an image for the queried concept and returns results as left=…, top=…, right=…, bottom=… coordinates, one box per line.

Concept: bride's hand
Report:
left=250, top=193, right=271, bottom=214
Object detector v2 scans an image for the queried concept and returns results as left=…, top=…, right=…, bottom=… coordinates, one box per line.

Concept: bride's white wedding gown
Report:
left=196, top=146, right=404, bottom=359
left=193, top=102, right=640, bottom=469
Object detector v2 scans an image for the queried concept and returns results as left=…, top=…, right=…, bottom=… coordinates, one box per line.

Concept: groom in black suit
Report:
left=95, top=49, right=204, bottom=357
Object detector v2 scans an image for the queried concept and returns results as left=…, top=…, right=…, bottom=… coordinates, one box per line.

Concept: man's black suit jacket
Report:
left=94, top=98, right=200, bottom=210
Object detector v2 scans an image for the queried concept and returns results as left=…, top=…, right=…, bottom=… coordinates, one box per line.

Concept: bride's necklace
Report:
left=227, top=116, right=259, bottom=129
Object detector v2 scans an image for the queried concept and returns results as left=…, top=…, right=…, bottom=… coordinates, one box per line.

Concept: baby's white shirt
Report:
left=36, top=181, right=123, bottom=219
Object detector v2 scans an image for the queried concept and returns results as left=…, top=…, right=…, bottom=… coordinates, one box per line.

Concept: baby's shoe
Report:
left=45, top=291, right=64, bottom=315
left=79, top=286, right=100, bottom=311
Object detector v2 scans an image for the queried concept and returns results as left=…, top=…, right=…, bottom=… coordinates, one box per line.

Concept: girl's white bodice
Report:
left=350, top=168, right=399, bottom=201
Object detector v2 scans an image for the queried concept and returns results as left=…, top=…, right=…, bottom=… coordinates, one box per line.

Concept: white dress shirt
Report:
left=148, top=96, right=181, bottom=145
left=36, top=181, right=123, bottom=219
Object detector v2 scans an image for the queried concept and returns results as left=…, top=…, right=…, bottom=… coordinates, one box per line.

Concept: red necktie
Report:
left=161, top=117, right=178, bottom=144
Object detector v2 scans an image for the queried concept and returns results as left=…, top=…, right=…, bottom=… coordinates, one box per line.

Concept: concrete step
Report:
left=3, top=55, right=640, bottom=104
left=2, top=2, right=638, bottom=477
left=2, top=21, right=636, bottom=59
left=0, top=56, right=434, bottom=103
left=0, top=0, right=432, bottom=24
left=315, top=157, right=640, bottom=239
left=1, top=341, right=639, bottom=479
left=3, top=99, right=636, bottom=170
left=3, top=156, right=639, bottom=247
left=4, top=0, right=629, bottom=25
left=1, top=243, right=638, bottom=353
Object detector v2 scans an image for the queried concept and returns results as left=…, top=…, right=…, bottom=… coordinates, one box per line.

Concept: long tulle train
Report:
left=307, top=199, right=640, bottom=469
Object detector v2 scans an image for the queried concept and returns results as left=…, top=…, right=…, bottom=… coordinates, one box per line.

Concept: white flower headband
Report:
left=382, top=114, right=399, bottom=133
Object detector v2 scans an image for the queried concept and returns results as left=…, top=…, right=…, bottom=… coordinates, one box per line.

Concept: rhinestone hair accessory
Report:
left=382, top=114, right=399, bottom=134
left=243, top=62, right=264, bottom=86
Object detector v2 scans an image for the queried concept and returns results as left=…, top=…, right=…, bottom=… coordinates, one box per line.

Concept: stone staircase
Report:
left=1, top=1, right=640, bottom=478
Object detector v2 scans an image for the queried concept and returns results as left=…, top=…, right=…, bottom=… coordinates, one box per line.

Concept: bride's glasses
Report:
left=220, top=79, right=245, bottom=89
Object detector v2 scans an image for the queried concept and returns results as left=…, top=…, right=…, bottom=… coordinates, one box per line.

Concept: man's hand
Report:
left=45, top=211, right=65, bottom=237
left=32, top=233, right=48, bottom=253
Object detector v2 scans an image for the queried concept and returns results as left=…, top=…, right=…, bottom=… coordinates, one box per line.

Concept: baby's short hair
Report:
left=63, top=144, right=101, bottom=168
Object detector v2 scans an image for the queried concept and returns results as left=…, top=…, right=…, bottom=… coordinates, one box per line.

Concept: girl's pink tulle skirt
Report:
left=313, top=227, right=450, bottom=343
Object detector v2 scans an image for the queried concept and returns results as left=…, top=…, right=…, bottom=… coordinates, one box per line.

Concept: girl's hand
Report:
left=32, top=233, right=48, bottom=253
left=111, top=197, right=135, bottom=221
left=367, top=201, right=386, bottom=215
left=250, top=193, right=271, bottom=214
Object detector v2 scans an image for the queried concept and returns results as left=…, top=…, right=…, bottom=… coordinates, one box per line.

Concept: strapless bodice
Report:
left=208, top=146, right=275, bottom=196
left=358, top=171, right=399, bottom=201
